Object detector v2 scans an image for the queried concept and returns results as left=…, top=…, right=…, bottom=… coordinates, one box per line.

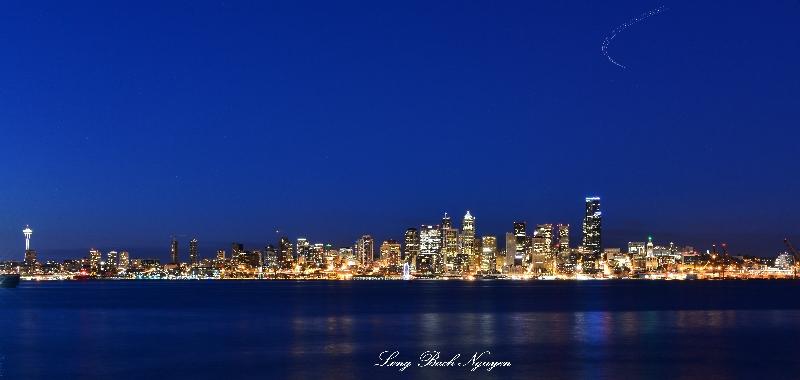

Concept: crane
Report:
left=783, top=238, right=800, bottom=279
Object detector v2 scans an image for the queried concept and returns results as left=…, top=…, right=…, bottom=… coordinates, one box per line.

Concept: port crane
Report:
left=783, top=238, right=800, bottom=279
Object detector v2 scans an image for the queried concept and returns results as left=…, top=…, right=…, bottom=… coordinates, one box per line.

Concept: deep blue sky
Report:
left=1, top=1, right=798, bottom=261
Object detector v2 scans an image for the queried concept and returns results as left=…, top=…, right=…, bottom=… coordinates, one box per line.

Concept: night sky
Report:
left=1, top=1, right=799, bottom=261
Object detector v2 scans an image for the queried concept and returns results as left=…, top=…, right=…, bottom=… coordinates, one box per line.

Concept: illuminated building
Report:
left=403, top=228, right=419, bottom=270
left=441, top=213, right=459, bottom=272
left=458, top=211, right=476, bottom=273
left=216, top=249, right=226, bottom=260
left=119, top=251, right=130, bottom=270
left=513, top=221, right=527, bottom=267
left=418, top=225, right=442, bottom=275
left=531, top=224, right=554, bottom=274
left=278, top=237, right=294, bottom=270
left=628, top=241, right=647, bottom=271
left=170, top=238, right=179, bottom=264
left=480, top=236, right=496, bottom=273
left=356, top=235, right=374, bottom=269
left=232, top=242, right=245, bottom=259
left=582, top=197, right=602, bottom=272
left=263, top=245, right=278, bottom=271
left=107, top=251, right=119, bottom=269
left=296, top=238, right=310, bottom=263
left=309, top=243, right=325, bottom=268
left=88, top=248, right=102, bottom=272
left=380, top=240, right=402, bottom=273
left=189, top=238, right=199, bottom=265
left=775, top=252, right=794, bottom=270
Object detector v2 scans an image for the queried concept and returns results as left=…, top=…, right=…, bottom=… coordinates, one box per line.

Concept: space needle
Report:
left=23, top=225, right=33, bottom=251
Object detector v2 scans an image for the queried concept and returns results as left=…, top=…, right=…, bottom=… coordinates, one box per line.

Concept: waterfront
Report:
left=2, top=280, right=800, bottom=379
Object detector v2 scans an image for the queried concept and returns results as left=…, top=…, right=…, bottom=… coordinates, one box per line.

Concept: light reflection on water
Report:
left=2, top=281, right=800, bottom=379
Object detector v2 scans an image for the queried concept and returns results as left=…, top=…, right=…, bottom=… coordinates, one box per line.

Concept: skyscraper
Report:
left=513, top=221, right=527, bottom=267
left=119, top=251, right=130, bottom=270
left=170, top=238, right=179, bottom=264
left=278, top=237, right=294, bottom=270
left=441, top=213, right=459, bottom=272
left=356, top=235, right=374, bottom=269
left=403, top=228, right=420, bottom=270
left=505, top=232, right=516, bottom=269
left=418, top=225, right=442, bottom=276
left=380, top=240, right=401, bottom=273
left=480, top=235, right=497, bottom=273
left=189, top=238, right=199, bottom=265
left=458, top=211, right=476, bottom=273
left=88, top=248, right=102, bottom=273
left=296, top=238, right=310, bottom=263
left=582, top=197, right=602, bottom=272
left=531, top=224, right=554, bottom=274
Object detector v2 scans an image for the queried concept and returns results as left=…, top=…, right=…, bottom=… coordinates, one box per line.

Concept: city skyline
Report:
left=2, top=1, right=799, bottom=259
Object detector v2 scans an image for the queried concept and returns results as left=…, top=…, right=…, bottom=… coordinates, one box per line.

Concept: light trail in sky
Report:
left=601, top=6, right=668, bottom=69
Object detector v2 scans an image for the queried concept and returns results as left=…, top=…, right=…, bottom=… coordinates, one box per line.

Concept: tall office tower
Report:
left=88, top=248, right=102, bottom=272
left=505, top=232, right=516, bottom=269
left=582, top=197, right=602, bottom=272
left=263, top=245, right=278, bottom=271
left=440, top=213, right=459, bottom=272
left=356, top=235, right=374, bottom=269
left=189, top=238, right=199, bottom=265
left=296, top=238, right=310, bottom=263
left=278, top=237, right=294, bottom=270
left=403, top=228, right=420, bottom=270
left=380, top=240, right=402, bottom=273
left=628, top=241, right=647, bottom=271
left=107, top=251, right=119, bottom=269
left=531, top=224, right=554, bottom=274
left=216, top=249, right=226, bottom=260
left=170, top=238, right=179, bottom=264
left=557, top=224, right=570, bottom=253
left=481, top=236, right=497, bottom=273
left=119, top=251, right=130, bottom=270
left=513, top=221, right=527, bottom=267
left=458, top=211, right=476, bottom=273
left=231, top=242, right=245, bottom=263
left=309, top=243, right=325, bottom=268
left=418, top=225, right=442, bottom=276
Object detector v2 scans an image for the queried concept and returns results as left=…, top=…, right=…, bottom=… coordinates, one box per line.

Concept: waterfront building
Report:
left=418, top=225, right=442, bottom=275
left=170, top=238, right=179, bottom=264
left=189, top=238, right=199, bottom=265
left=403, top=228, right=420, bottom=270
left=278, top=237, right=294, bottom=270
left=480, top=236, right=497, bottom=273
left=380, top=240, right=402, bottom=273
left=216, top=249, right=226, bottom=260
left=89, top=248, right=102, bottom=272
left=107, top=251, right=119, bottom=269
left=531, top=224, right=554, bottom=274
left=582, top=197, right=602, bottom=272
left=119, top=251, right=130, bottom=270
left=513, top=221, right=527, bottom=267
left=356, top=235, right=374, bottom=269
left=458, top=211, right=476, bottom=273
left=505, top=232, right=516, bottom=270
left=441, top=213, right=459, bottom=273
left=296, top=238, right=310, bottom=263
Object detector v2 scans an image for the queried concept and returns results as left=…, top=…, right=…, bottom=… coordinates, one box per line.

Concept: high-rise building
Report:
left=356, top=235, right=374, bottom=269
left=480, top=236, right=497, bottom=273
left=380, top=240, right=402, bottom=273
left=107, top=251, right=119, bottom=269
left=119, top=251, right=130, bottom=270
left=170, top=238, right=179, bottom=264
left=513, top=221, right=527, bottom=267
left=263, top=245, right=278, bottom=271
left=531, top=224, right=554, bottom=274
left=216, top=249, right=226, bottom=260
left=557, top=224, right=570, bottom=253
left=418, top=225, right=442, bottom=276
left=309, top=243, right=325, bottom=268
left=278, top=237, right=294, bottom=270
left=458, top=211, right=476, bottom=273
left=88, top=248, right=102, bottom=272
left=189, top=238, right=199, bottom=265
left=582, top=197, right=602, bottom=271
left=296, top=238, right=310, bottom=263
left=441, top=213, right=459, bottom=272
left=505, top=232, right=516, bottom=269
left=403, top=228, right=420, bottom=270
left=231, top=242, right=245, bottom=259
